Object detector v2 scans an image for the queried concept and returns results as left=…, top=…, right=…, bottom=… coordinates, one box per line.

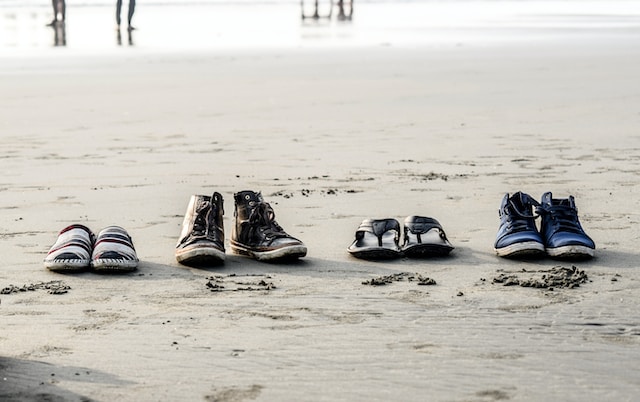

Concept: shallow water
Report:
left=1, top=0, right=639, bottom=55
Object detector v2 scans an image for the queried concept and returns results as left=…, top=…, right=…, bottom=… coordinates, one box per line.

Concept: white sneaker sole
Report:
left=495, top=241, right=545, bottom=258
left=546, top=245, right=595, bottom=259
left=231, top=241, right=307, bottom=262
left=176, top=246, right=225, bottom=265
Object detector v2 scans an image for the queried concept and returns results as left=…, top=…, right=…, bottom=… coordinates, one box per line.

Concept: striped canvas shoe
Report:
left=44, top=224, right=95, bottom=272
left=91, top=226, right=139, bottom=272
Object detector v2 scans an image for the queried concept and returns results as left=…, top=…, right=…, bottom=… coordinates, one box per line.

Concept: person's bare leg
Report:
left=116, top=0, right=123, bottom=28
left=48, top=0, right=58, bottom=25
left=127, top=0, right=136, bottom=30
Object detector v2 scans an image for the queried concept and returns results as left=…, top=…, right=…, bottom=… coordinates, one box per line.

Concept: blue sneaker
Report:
left=494, top=192, right=545, bottom=258
left=537, top=192, right=595, bottom=259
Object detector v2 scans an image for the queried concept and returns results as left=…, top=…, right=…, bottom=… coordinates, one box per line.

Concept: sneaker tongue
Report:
left=511, top=192, right=529, bottom=211
left=554, top=196, right=575, bottom=209
left=508, top=192, right=539, bottom=218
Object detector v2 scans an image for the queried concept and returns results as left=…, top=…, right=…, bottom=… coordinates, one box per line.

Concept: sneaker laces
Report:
left=192, top=200, right=214, bottom=238
left=503, top=193, right=539, bottom=232
left=248, top=202, right=289, bottom=240
left=537, top=202, right=582, bottom=234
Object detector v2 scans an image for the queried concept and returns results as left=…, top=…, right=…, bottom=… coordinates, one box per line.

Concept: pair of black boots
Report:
left=175, top=190, right=307, bottom=265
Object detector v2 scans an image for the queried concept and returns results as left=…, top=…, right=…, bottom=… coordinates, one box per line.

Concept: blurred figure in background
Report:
left=301, top=0, right=353, bottom=21
left=116, top=0, right=136, bottom=31
left=117, top=28, right=134, bottom=46
left=47, top=0, right=66, bottom=26
left=337, top=0, right=353, bottom=21
left=53, top=19, right=66, bottom=46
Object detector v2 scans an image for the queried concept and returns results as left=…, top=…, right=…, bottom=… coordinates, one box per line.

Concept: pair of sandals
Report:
left=348, top=216, right=454, bottom=260
left=44, top=224, right=139, bottom=272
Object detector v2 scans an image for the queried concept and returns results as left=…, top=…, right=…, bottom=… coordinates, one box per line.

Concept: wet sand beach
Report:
left=1, top=1, right=640, bottom=400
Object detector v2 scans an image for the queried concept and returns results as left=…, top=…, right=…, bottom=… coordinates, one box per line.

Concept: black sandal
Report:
left=348, top=218, right=401, bottom=260
left=402, top=216, right=454, bottom=257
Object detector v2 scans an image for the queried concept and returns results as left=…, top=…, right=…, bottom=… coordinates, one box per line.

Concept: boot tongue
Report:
left=196, top=196, right=210, bottom=212
left=211, top=192, right=223, bottom=215
left=236, top=190, right=263, bottom=204
left=192, top=197, right=211, bottom=237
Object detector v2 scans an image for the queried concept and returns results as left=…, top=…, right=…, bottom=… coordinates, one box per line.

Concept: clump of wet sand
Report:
left=206, top=274, right=276, bottom=292
left=1, top=280, right=70, bottom=295
left=362, top=272, right=437, bottom=286
left=492, top=266, right=589, bottom=290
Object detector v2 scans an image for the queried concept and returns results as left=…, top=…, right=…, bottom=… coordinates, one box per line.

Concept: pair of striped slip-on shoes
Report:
left=44, top=224, right=138, bottom=273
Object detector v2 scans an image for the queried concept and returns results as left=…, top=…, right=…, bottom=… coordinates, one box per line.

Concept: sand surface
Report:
left=1, top=2, right=640, bottom=401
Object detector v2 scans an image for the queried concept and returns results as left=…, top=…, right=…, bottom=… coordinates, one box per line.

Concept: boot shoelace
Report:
left=193, top=201, right=216, bottom=238
left=504, top=194, right=539, bottom=232
left=249, top=202, right=288, bottom=240
left=537, top=204, right=582, bottom=234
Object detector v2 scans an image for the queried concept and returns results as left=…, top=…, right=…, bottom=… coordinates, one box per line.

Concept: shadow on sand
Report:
left=0, top=356, right=133, bottom=402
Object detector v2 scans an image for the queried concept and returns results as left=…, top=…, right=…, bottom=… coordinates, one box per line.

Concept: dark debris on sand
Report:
left=492, top=266, right=588, bottom=290
left=362, top=272, right=437, bottom=286
left=206, top=274, right=276, bottom=292
left=1, top=280, right=70, bottom=295
left=270, top=188, right=358, bottom=199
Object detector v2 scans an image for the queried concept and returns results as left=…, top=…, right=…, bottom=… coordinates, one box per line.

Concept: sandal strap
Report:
left=371, top=219, right=400, bottom=237
left=355, top=218, right=400, bottom=247
left=405, top=216, right=443, bottom=233
left=404, top=216, right=448, bottom=244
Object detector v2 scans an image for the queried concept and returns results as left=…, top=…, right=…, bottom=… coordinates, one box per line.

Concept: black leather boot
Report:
left=231, top=190, right=306, bottom=261
left=175, top=192, right=225, bottom=265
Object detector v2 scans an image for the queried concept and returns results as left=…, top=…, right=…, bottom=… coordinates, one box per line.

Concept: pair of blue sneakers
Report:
left=494, top=192, right=595, bottom=259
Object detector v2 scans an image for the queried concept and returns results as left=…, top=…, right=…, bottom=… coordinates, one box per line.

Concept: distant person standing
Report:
left=48, top=0, right=66, bottom=25
left=116, top=0, right=136, bottom=31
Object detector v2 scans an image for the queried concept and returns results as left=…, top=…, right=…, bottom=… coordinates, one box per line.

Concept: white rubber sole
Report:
left=175, top=246, right=226, bottom=265
left=92, top=258, right=139, bottom=272
left=495, top=241, right=545, bottom=258
left=44, top=259, right=90, bottom=272
left=546, top=245, right=595, bottom=259
left=231, top=241, right=307, bottom=262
